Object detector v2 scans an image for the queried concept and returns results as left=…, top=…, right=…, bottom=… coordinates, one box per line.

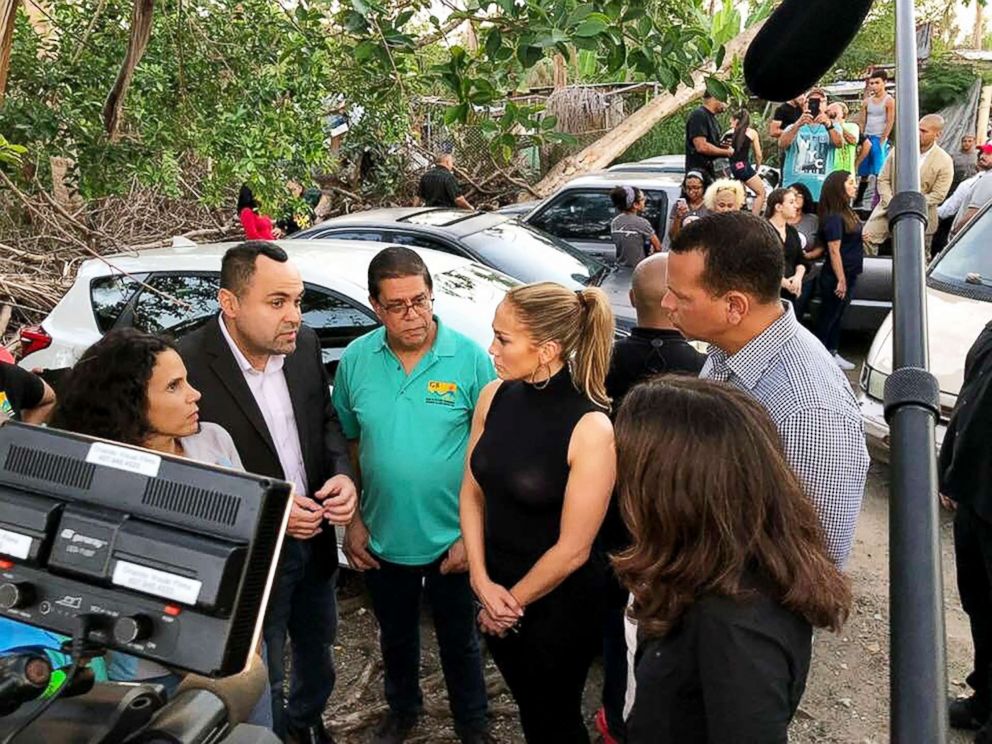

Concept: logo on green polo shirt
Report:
left=426, top=380, right=457, bottom=407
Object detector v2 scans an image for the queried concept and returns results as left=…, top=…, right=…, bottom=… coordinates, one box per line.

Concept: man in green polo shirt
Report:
left=332, top=246, right=495, bottom=744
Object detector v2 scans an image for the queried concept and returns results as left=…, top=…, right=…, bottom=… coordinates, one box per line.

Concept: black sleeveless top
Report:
left=730, top=129, right=752, bottom=164
left=471, top=368, right=601, bottom=588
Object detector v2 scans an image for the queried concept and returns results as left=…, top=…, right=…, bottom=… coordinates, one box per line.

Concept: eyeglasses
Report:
left=379, top=294, right=433, bottom=317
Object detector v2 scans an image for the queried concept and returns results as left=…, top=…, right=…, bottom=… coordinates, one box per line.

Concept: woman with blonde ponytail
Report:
left=459, top=282, right=617, bottom=742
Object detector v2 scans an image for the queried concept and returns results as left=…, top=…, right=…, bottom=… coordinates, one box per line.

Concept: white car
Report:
left=858, top=202, right=992, bottom=459
left=19, top=239, right=517, bottom=375
left=18, top=240, right=518, bottom=566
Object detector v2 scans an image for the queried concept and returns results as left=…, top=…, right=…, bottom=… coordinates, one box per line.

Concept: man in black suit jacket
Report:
left=179, top=241, right=357, bottom=744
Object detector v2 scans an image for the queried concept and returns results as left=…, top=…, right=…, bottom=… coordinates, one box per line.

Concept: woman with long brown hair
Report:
left=613, top=376, right=851, bottom=743
left=815, top=169, right=863, bottom=370
left=460, top=282, right=617, bottom=742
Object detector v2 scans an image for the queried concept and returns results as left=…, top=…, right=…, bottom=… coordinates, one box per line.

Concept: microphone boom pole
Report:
left=883, top=0, right=947, bottom=739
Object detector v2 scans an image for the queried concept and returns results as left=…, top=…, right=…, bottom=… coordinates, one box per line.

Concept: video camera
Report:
left=0, top=421, right=293, bottom=742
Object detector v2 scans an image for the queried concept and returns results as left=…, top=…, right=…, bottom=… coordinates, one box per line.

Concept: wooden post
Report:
left=977, top=85, right=992, bottom=144
left=0, top=0, right=19, bottom=103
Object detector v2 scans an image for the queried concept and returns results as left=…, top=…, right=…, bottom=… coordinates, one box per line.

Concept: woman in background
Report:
left=461, top=282, right=616, bottom=742
left=614, top=377, right=851, bottom=743
left=726, top=109, right=765, bottom=215
left=237, top=184, right=281, bottom=241
left=702, top=179, right=746, bottom=213
left=815, top=170, right=864, bottom=371
left=764, top=188, right=809, bottom=311
left=610, top=186, right=661, bottom=268
left=49, top=328, right=273, bottom=727
left=787, top=183, right=821, bottom=321
left=667, top=170, right=709, bottom=242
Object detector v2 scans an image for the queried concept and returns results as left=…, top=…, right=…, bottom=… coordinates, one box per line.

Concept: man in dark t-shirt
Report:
left=596, top=252, right=705, bottom=743
left=0, top=362, right=55, bottom=423
left=769, top=94, right=807, bottom=139
left=416, top=153, right=474, bottom=210
left=685, top=92, right=733, bottom=179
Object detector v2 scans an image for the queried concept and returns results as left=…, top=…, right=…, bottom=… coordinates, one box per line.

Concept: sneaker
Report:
left=833, top=353, right=856, bottom=371
left=949, top=695, right=988, bottom=731
left=594, top=707, right=621, bottom=744
left=370, top=711, right=418, bottom=744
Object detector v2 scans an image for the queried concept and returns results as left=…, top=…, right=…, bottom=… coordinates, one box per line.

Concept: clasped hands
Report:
left=286, top=474, right=357, bottom=540
left=473, top=578, right=524, bottom=638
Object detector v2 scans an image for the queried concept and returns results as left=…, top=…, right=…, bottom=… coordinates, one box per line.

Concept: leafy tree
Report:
left=334, top=0, right=751, bottom=160
left=1, top=0, right=752, bottom=206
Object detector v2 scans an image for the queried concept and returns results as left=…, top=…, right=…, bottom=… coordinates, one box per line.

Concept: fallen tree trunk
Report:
left=103, top=0, right=155, bottom=140
left=531, top=20, right=766, bottom=198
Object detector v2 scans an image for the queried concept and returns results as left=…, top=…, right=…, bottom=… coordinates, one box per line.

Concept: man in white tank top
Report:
left=855, top=70, right=896, bottom=211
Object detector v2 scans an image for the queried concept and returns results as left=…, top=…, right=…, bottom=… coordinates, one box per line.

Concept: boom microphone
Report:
left=744, top=0, right=875, bottom=102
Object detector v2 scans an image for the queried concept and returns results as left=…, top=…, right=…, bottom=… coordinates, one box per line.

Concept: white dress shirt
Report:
left=219, top=316, right=308, bottom=496
left=939, top=170, right=986, bottom=220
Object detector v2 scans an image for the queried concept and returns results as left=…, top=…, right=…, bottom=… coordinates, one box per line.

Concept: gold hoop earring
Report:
left=530, top=361, right=551, bottom=390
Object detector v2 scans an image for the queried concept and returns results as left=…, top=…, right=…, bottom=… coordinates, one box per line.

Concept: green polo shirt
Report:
left=332, top=319, right=495, bottom=565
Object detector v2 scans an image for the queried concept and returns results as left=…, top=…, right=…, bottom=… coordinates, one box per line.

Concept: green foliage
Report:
left=335, top=0, right=744, bottom=162
left=615, top=108, right=690, bottom=162
left=2, top=0, right=751, bottom=204
left=918, top=60, right=980, bottom=114
left=0, top=135, right=27, bottom=166
left=2, top=0, right=362, bottom=207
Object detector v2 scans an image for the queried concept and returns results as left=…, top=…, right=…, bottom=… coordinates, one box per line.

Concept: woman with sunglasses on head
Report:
left=460, top=282, right=616, bottom=742
left=613, top=377, right=851, bottom=743
left=668, top=170, right=710, bottom=242
left=610, top=186, right=662, bottom=268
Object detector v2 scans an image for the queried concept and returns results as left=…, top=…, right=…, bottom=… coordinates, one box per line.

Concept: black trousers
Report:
left=485, top=565, right=605, bottom=743
left=955, top=502, right=992, bottom=722
left=263, top=538, right=337, bottom=737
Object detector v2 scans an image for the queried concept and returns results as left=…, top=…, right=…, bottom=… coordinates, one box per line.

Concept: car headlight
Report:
left=862, top=366, right=888, bottom=401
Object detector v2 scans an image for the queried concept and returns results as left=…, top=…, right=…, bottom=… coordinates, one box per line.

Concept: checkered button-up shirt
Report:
left=701, top=307, right=869, bottom=566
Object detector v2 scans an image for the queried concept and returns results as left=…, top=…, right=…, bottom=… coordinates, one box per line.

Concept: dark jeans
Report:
left=931, top=216, right=953, bottom=258
left=815, top=270, right=858, bottom=354
left=263, top=537, right=338, bottom=737
left=364, top=555, right=488, bottom=736
left=955, top=502, right=992, bottom=723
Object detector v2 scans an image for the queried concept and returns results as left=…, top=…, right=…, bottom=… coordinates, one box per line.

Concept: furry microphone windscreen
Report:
left=744, top=0, right=875, bottom=102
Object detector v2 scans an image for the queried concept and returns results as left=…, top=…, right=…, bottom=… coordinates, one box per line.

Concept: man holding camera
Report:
left=778, top=88, right=844, bottom=202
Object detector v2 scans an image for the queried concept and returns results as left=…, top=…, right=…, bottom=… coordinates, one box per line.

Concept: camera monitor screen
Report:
left=0, top=422, right=292, bottom=677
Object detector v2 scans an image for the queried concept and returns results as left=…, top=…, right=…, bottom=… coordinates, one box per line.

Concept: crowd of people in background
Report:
left=660, top=68, right=992, bottom=372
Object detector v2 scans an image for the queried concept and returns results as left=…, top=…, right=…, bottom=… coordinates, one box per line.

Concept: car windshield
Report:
left=461, top=220, right=606, bottom=288
left=930, top=206, right=992, bottom=301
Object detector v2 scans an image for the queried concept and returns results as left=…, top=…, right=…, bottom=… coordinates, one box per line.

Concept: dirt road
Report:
left=789, top=460, right=972, bottom=743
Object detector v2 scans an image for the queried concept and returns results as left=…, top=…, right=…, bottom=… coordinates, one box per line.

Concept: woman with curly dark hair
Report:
left=52, top=328, right=238, bottom=464
left=613, top=376, right=851, bottom=743
left=45, top=328, right=270, bottom=724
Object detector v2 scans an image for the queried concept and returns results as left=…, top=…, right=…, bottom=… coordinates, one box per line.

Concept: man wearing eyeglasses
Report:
left=331, top=246, right=496, bottom=744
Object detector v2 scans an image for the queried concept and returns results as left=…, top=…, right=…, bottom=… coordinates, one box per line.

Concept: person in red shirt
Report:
left=237, top=184, right=282, bottom=240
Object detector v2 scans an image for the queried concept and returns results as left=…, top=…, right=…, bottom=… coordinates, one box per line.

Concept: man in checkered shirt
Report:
left=662, top=211, right=869, bottom=566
